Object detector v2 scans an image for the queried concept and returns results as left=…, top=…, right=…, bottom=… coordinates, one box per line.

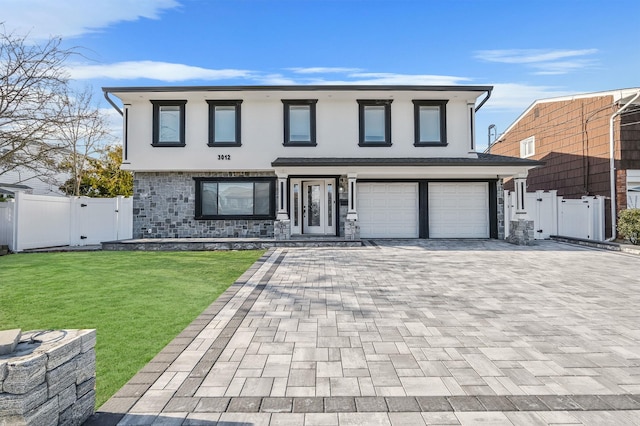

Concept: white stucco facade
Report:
left=104, top=85, right=540, bottom=239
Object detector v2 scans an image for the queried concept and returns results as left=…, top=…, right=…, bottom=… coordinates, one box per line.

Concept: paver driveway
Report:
left=93, top=240, right=640, bottom=425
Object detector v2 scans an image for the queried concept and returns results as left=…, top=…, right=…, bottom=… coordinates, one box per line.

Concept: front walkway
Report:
left=90, top=240, right=640, bottom=425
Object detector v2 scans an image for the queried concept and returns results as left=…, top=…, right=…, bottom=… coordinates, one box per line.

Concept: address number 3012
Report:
left=217, top=154, right=231, bottom=160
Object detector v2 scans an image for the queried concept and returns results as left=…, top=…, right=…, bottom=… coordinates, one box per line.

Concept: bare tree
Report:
left=56, top=87, right=114, bottom=196
left=0, top=25, right=73, bottom=180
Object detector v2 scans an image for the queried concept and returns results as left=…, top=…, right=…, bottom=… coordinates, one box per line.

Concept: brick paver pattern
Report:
left=93, top=240, right=640, bottom=425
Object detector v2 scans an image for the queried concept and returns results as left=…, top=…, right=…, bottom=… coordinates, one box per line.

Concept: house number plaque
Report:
left=217, top=154, right=231, bottom=160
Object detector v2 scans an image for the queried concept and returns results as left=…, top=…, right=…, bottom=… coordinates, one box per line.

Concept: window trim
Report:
left=193, top=177, right=276, bottom=220
left=151, top=100, right=186, bottom=147
left=413, top=100, right=448, bottom=147
left=282, top=99, right=318, bottom=146
left=207, top=100, right=242, bottom=147
left=358, top=100, right=392, bottom=147
left=520, top=136, right=535, bottom=158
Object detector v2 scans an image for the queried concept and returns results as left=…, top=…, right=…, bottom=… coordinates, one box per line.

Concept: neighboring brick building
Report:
left=489, top=88, right=640, bottom=237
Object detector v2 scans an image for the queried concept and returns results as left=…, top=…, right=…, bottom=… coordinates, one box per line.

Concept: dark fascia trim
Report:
left=282, top=99, right=318, bottom=146
left=151, top=100, right=187, bottom=147
left=193, top=176, right=276, bottom=220
left=358, top=100, right=392, bottom=147
left=413, top=100, right=448, bottom=147
left=271, top=156, right=545, bottom=167
left=207, top=100, right=243, bottom=147
left=104, top=85, right=494, bottom=93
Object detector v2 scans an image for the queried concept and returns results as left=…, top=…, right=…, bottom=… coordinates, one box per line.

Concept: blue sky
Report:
left=3, top=0, right=639, bottom=150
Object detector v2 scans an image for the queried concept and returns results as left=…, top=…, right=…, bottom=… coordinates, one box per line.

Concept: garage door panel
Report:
left=429, top=182, right=489, bottom=238
left=358, top=183, right=418, bottom=238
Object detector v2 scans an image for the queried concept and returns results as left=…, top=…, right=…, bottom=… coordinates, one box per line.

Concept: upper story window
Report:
left=520, top=136, right=535, bottom=158
left=194, top=177, right=276, bottom=220
left=413, top=100, right=448, bottom=146
left=207, top=100, right=242, bottom=147
left=358, top=100, right=392, bottom=146
left=151, top=100, right=186, bottom=147
left=283, top=100, right=317, bottom=146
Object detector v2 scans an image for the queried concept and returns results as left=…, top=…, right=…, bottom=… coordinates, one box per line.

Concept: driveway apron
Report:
left=90, top=240, right=640, bottom=425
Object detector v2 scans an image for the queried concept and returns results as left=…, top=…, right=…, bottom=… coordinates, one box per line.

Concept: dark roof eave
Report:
left=271, top=155, right=544, bottom=168
left=102, top=84, right=494, bottom=94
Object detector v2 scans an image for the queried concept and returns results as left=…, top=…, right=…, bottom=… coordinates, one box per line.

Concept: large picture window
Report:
left=207, top=100, right=242, bottom=146
left=283, top=100, right=317, bottom=146
left=358, top=100, right=392, bottom=146
left=151, top=100, right=186, bottom=146
left=413, top=100, right=447, bottom=146
left=194, top=177, right=276, bottom=219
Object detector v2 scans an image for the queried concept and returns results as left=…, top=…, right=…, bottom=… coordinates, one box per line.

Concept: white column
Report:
left=514, top=176, right=528, bottom=216
left=276, top=176, right=289, bottom=220
left=346, top=174, right=358, bottom=220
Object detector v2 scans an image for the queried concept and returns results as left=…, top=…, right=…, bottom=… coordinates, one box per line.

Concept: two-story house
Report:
left=489, top=88, right=640, bottom=238
left=103, top=85, right=540, bottom=240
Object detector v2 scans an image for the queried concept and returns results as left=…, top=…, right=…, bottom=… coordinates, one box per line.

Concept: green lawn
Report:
left=0, top=250, right=264, bottom=407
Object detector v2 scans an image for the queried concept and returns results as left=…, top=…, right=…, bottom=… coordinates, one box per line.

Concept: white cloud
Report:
left=483, top=83, right=570, bottom=111
left=1, top=0, right=181, bottom=40
left=476, top=49, right=598, bottom=64
left=68, top=61, right=253, bottom=82
left=343, top=73, right=471, bottom=86
left=274, top=71, right=471, bottom=86
left=69, top=62, right=474, bottom=86
left=287, top=67, right=364, bottom=74
left=255, top=74, right=300, bottom=85
left=530, top=60, right=595, bottom=75
left=474, top=48, right=598, bottom=76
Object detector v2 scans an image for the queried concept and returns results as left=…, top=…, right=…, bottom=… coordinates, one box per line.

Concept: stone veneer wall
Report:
left=497, top=179, right=505, bottom=240
left=133, top=172, right=276, bottom=238
left=338, top=176, right=348, bottom=237
left=506, top=219, right=535, bottom=245
left=0, top=329, right=96, bottom=426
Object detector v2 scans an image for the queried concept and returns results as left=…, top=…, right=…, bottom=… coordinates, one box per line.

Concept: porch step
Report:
left=102, top=238, right=363, bottom=251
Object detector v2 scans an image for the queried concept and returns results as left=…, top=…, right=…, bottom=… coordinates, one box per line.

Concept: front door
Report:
left=303, top=181, right=324, bottom=234
left=292, top=179, right=336, bottom=236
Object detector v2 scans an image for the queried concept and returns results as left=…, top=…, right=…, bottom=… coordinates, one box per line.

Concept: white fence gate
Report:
left=505, top=190, right=605, bottom=241
left=0, top=192, right=132, bottom=252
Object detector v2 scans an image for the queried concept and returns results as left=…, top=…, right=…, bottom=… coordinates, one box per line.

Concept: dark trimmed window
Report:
left=151, top=100, right=186, bottom=146
left=207, top=100, right=242, bottom=146
left=283, top=100, right=317, bottom=146
left=413, top=100, right=447, bottom=146
left=358, top=100, right=392, bottom=146
left=194, top=177, right=276, bottom=220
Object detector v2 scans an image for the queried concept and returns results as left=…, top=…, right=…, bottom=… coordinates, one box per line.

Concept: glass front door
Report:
left=294, top=179, right=336, bottom=236
left=303, top=181, right=323, bottom=234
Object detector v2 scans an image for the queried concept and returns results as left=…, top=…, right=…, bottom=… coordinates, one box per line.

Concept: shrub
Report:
left=618, top=208, right=640, bottom=245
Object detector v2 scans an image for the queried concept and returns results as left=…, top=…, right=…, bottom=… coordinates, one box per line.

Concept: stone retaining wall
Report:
left=0, top=329, right=96, bottom=426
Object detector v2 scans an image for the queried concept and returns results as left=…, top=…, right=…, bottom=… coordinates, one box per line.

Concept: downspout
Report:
left=607, top=90, right=640, bottom=241
left=475, top=88, right=492, bottom=112
left=103, top=90, right=123, bottom=116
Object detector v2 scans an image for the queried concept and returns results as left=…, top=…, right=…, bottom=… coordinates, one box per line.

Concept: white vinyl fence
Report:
left=0, top=192, right=132, bottom=252
left=505, top=190, right=605, bottom=241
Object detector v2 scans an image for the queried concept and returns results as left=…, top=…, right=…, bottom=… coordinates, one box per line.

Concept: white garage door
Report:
left=429, top=182, right=489, bottom=238
left=358, top=183, right=419, bottom=238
